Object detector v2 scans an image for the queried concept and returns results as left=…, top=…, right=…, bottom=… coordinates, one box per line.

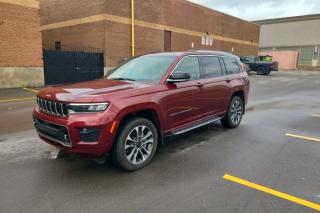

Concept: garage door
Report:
left=43, top=50, right=104, bottom=85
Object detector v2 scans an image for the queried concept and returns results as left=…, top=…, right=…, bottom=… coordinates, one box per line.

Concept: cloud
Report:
left=187, top=0, right=320, bottom=21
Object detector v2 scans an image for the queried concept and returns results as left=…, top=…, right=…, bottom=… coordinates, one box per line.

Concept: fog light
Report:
left=78, top=128, right=101, bottom=142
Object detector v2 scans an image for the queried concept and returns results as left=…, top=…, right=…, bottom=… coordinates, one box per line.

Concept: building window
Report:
left=55, top=41, right=61, bottom=51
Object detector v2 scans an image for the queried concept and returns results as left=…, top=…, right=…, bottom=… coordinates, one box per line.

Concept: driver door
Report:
left=165, top=56, right=204, bottom=131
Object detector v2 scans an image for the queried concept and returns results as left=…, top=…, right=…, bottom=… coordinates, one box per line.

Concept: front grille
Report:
left=37, top=97, right=68, bottom=117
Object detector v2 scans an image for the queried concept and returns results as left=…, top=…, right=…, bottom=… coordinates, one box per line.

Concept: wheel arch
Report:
left=113, top=104, right=165, bottom=146
left=231, top=90, right=245, bottom=114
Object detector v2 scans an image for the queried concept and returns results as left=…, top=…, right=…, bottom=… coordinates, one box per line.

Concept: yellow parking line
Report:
left=286, top=133, right=320, bottom=142
left=0, top=97, right=35, bottom=103
left=312, top=114, right=320, bottom=117
left=22, top=87, right=39, bottom=93
left=223, top=174, right=320, bottom=211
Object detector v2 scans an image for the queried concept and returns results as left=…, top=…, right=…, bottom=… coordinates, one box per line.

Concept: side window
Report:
left=223, top=57, right=241, bottom=75
left=173, top=56, right=200, bottom=80
left=200, top=56, right=223, bottom=78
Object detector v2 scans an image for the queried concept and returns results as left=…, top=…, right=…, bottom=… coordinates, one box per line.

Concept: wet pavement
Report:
left=0, top=71, right=320, bottom=213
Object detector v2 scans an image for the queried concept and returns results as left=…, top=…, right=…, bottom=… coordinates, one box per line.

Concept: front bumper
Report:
left=33, top=107, right=117, bottom=157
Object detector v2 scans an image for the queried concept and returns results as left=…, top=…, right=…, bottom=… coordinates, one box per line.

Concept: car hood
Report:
left=37, top=79, right=153, bottom=102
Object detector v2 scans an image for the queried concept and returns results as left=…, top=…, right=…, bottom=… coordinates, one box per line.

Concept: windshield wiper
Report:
left=109, top=77, right=136, bottom=81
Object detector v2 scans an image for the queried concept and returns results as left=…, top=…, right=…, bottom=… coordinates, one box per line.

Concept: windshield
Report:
left=107, top=55, right=176, bottom=83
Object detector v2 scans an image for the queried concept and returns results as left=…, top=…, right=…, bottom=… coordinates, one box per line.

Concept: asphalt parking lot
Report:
left=0, top=71, right=320, bottom=213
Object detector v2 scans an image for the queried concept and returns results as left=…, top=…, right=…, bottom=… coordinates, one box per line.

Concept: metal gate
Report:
left=43, top=50, right=104, bottom=85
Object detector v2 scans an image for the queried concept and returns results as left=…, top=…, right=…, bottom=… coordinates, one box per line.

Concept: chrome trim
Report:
left=38, top=132, right=72, bottom=147
left=37, top=97, right=68, bottom=117
left=166, top=54, right=239, bottom=82
left=34, top=117, right=72, bottom=147
left=48, top=101, right=53, bottom=114
left=172, top=117, right=222, bottom=135
left=40, top=99, right=45, bottom=111
left=60, top=103, right=65, bottom=116
left=167, top=78, right=190, bottom=83
left=68, top=103, right=109, bottom=106
left=169, top=108, right=193, bottom=117
left=54, top=102, right=60, bottom=116
left=43, top=100, right=46, bottom=111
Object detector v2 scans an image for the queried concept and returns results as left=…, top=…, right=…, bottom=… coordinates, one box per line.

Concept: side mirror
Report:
left=167, top=72, right=191, bottom=83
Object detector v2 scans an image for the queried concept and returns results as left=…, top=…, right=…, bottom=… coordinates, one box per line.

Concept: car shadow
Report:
left=53, top=121, right=227, bottom=171
left=159, top=122, right=226, bottom=154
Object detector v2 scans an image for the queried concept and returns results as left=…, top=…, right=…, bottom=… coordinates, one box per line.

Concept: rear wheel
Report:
left=263, top=70, right=271, bottom=75
left=257, top=66, right=266, bottom=75
left=221, top=96, right=244, bottom=128
left=112, top=117, right=158, bottom=171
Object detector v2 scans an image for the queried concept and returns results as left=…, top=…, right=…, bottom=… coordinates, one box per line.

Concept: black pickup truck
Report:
left=240, top=56, right=278, bottom=75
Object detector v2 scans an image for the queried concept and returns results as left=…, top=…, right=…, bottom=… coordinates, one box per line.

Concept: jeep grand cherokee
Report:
left=33, top=51, right=249, bottom=171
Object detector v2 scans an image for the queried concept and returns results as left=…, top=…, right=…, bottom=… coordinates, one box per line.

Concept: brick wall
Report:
left=104, top=21, right=131, bottom=67
left=0, top=2, right=43, bottom=67
left=42, top=22, right=105, bottom=52
left=39, top=0, right=106, bottom=25
left=162, top=0, right=259, bottom=53
left=40, top=0, right=260, bottom=68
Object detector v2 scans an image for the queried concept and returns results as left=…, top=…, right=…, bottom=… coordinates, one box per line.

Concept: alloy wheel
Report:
left=230, top=100, right=242, bottom=125
left=124, top=125, right=154, bottom=165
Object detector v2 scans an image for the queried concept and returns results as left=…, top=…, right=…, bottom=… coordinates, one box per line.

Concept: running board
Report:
left=171, top=117, right=222, bottom=135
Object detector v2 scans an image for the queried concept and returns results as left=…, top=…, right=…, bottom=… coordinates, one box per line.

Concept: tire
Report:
left=112, top=117, right=158, bottom=171
left=263, top=70, right=271, bottom=75
left=257, top=66, right=266, bottom=75
left=221, top=96, right=244, bottom=128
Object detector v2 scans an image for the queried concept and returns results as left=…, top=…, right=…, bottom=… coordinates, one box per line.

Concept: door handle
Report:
left=196, top=82, right=204, bottom=88
left=225, top=78, right=231, bottom=83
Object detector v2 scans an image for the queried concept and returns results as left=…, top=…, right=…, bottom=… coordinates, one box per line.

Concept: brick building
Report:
left=40, top=0, right=260, bottom=72
left=0, top=0, right=43, bottom=88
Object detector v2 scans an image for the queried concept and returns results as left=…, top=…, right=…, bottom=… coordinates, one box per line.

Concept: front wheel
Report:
left=221, top=96, right=244, bottom=128
left=112, top=117, right=158, bottom=171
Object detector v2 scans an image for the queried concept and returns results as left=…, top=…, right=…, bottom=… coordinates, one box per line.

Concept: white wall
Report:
left=259, top=19, right=320, bottom=48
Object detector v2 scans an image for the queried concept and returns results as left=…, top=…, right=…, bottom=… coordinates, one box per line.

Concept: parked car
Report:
left=33, top=51, right=250, bottom=171
left=240, top=56, right=278, bottom=75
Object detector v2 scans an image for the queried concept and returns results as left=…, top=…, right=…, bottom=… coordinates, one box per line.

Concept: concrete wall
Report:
left=258, top=19, right=320, bottom=48
left=40, top=0, right=260, bottom=68
left=0, top=67, right=44, bottom=88
left=0, top=1, right=44, bottom=88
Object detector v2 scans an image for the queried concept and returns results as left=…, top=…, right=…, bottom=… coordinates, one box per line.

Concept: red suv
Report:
left=33, top=51, right=249, bottom=171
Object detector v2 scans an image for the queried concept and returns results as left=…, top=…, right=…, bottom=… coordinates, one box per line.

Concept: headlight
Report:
left=68, top=103, right=109, bottom=114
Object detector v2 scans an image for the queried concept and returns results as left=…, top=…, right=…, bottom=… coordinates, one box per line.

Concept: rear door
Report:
left=166, top=56, right=203, bottom=130
left=221, top=56, right=245, bottom=102
left=198, top=56, right=231, bottom=117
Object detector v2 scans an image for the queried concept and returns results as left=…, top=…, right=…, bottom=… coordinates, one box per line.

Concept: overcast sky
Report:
left=188, top=0, right=320, bottom=21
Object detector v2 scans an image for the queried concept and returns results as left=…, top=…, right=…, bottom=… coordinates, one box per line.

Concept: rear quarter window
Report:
left=222, top=57, right=241, bottom=75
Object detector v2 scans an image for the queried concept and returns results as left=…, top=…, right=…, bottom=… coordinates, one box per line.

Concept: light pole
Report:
left=131, top=0, right=135, bottom=56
